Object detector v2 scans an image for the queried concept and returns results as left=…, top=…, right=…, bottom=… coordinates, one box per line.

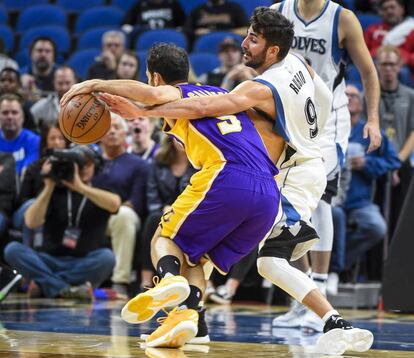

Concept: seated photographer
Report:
left=3, top=146, right=120, bottom=301
left=13, top=123, right=69, bottom=246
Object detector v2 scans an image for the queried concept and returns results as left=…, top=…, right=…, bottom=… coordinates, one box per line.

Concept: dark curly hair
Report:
left=250, top=7, right=294, bottom=61
left=146, top=43, right=189, bottom=84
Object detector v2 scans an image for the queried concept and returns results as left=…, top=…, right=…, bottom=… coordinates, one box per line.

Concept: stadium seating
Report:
left=111, top=0, right=139, bottom=12
left=137, top=50, right=148, bottom=82
left=357, top=13, right=381, bottom=32
left=189, top=53, right=220, bottom=77
left=178, top=0, right=207, bottom=15
left=0, top=6, right=7, bottom=25
left=0, top=25, right=14, bottom=53
left=56, top=0, right=106, bottom=13
left=75, top=6, right=125, bottom=33
left=77, top=27, right=117, bottom=51
left=66, top=49, right=101, bottom=80
left=16, top=5, right=67, bottom=32
left=3, top=0, right=49, bottom=12
left=135, top=29, right=187, bottom=52
left=19, top=26, right=71, bottom=54
left=230, top=0, right=273, bottom=17
left=193, top=32, right=242, bottom=54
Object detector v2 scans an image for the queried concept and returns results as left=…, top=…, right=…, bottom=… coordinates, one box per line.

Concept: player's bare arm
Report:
left=135, top=80, right=274, bottom=120
left=61, top=79, right=181, bottom=107
left=340, top=8, right=382, bottom=152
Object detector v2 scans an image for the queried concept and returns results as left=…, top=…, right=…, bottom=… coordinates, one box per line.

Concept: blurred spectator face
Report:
left=0, top=99, right=24, bottom=137
left=101, top=114, right=127, bottom=149
left=80, top=160, right=95, bottom=183
left=219, top=47, right=242, bottom=68
left=47, top=127, right=66, bottom=149
left=31, top=40, right=55, bottom=73
left=377, top=51, right=401, bottom=84
left=53, top=67, right=76, bottom=99
left=117, top=53, right=139, bottom=80
left=345, top=85, right=362, bottom=124
left=103, top=35, right=124, bottom=60
left=379, top=0, right=405, bottom=26
left=128, top=117, right=154, bottom=144
left=0, top=70, right=20, bottom=94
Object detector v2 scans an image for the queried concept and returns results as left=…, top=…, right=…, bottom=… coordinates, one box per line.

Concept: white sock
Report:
left=311, top=272, right=328, bottom=296
left=322, top=309, right=340, bottom=322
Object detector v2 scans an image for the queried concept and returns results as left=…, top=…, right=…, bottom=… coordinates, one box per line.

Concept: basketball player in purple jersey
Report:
left=62, top=43, right=283, bottom=348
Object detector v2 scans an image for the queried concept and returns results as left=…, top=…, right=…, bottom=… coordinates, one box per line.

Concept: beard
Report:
left=243, top=48, right=267, bottom=69
left=34, top=58, right=51, bottom=73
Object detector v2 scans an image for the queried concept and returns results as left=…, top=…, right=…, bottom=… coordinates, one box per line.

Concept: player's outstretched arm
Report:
left=134, top=81, right=272, bottom=120
left=60, top=79, right=181, bottom=107
left=341, top=9, right=381, bottom=152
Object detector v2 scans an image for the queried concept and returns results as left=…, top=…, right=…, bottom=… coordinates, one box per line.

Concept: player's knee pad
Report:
left=257, top=256, right=317, bottom=303
left=311, top=200, right=333, bottom=252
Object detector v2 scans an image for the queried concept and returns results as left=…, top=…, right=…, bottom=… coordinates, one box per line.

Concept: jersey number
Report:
left=304, top=97, right=318, bottom=138
left=216, top=115, right=242, bottom=135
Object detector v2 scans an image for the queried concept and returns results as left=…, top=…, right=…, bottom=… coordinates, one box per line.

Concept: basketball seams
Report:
left=72, top=100, right=107, bottom=139
left=69, top=94, right=96, bottom=138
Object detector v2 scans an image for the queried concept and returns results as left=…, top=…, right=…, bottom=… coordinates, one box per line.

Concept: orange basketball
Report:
left=58, top=94, right=111, bottom=145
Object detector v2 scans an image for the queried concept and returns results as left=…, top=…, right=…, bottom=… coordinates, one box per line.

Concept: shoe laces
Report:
left=156, top=307, right=181, bottom=326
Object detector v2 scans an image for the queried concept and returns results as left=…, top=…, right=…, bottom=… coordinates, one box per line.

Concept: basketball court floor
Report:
left=0, top=296, right=413, bottom=357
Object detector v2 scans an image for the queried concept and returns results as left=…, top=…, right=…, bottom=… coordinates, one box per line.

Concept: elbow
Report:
left=24, top=213, right=42, bottom=230
left=109, top=195, right=122, bottom=214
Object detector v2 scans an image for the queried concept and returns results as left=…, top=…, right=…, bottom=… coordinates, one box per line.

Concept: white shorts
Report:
left=318, top=105, right=351, bottom=180
left=258, top=158, right=327, bottom=261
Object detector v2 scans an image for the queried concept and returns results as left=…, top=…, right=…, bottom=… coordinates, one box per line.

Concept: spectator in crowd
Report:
left=0, top=152, right=16, bottom=243
left=364, top=0, right=414, bottom=78
left=87, top=31, right=126, bottom=81
left=199, top=37, right=255, bottom=89
left=355, top=0, right=380, bottom=13
left=127, top=117, right=160, bottom=163
left=332, top=85, right=400, bottom=282
left=13, top=124, right=69, bottom=246
left=140, top=136, right=195, bottom=289
left=30, top=66, right=77, bottom=130
left=0, top=39, right=18, bottom=73
left=122, top=0, right=186, bottom=46
left=0, top=68, right=37, bottom=132
left=116, top=51, right=140, bottom=80
left=4, top=145, right=120, bottom=300
left=93, top=114, right=149, bottom=296
left=20, top=37, right=58, bottom=95
left=0, top=94, right=40, bottom=176
left=0, top=264, right=22, bottom=302
left=184, top=0, right=248, bottom=45
left=375, top=45, right=414, bottom=234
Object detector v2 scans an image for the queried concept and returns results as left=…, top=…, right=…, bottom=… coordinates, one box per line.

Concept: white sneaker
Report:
left=300, top=309, right=324, bottom=333
left=209, top=285, right=233, bottom=305
left=272, top=300, right=307, bottom=328
left=327, top=273, right=339, bottom=296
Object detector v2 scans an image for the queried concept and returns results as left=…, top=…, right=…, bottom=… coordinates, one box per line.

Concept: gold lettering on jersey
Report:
left=187, top=90, right=225, bottom=98
left=289, top=71, right=306, bottom=94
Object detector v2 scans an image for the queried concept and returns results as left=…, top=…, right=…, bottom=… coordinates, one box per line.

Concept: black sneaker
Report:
left=0, top=266, right=22, bottom=302
left=315, top=315, right=374, bottom=355
left=60, top=281, right=94, bottom=302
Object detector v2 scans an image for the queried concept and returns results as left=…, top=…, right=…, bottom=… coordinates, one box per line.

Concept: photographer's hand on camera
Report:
left=61, top=164, right=87, bottom=194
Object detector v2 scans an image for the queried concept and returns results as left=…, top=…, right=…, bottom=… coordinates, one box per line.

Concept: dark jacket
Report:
left=0, top=152, right=16, bottom=216
left=147, top=161, right=195, bottom=213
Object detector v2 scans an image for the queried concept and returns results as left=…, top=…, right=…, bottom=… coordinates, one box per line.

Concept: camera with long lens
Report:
left=45, top=146, right=96, bottom=183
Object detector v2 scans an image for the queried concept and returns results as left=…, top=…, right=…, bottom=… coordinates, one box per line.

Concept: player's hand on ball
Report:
left=61, top=80, right=98, bottom=107
left=98, top=93, right=145, bottom=119
left=363, top=121, right=382, bottom=153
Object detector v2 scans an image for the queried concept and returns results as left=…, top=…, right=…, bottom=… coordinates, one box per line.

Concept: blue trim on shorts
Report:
left=278, top=0, right=285, bottom=12
left=281, top=193, right=301, bottom=226
left=332, top=6, right=343, bottom=65
left=253, top=78, right=290, bottom=142
left=336, top=142, right=345, bottom=168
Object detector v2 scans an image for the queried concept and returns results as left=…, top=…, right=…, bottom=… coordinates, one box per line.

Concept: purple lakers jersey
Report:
left=163, top=83, right=278, bottom=176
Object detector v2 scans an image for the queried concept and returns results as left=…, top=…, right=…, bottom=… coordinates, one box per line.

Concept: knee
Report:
left=4, top=241, right=25, bottom=263
left=257, top=256, right=281, bottom=280
left=97, top=248, right=116, bottom=271
left=111, top=206, right=140, bottom=228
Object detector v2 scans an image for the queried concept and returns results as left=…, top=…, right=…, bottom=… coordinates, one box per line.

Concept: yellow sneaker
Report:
left=121, top=275, right=190, bottom=324
left=146, top=307, right=199, bottom=348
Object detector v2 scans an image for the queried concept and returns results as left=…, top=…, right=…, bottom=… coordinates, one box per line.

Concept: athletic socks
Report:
left=311, top=272, right=328, bottom=296
left=180, top=285, right=202, bottom=310
left=156, top=255, right=181, bottom=278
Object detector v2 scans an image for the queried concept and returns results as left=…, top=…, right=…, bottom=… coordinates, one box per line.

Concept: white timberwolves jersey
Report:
left=279, top=0, right=348, bottom=110
left=254, top=53, right=323, bottom=166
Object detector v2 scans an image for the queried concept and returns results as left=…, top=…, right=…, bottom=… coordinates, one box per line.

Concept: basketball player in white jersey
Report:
left=91, top=8, right=374, bottom=355
left=271, top=0, right=381, bottom=332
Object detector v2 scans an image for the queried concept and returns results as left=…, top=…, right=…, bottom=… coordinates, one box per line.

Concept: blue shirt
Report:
left=0, top=128, right=40, bottom=176
left=92, top=152, right=149, bottom=217
left=345, top=119, right=401, bottom=210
